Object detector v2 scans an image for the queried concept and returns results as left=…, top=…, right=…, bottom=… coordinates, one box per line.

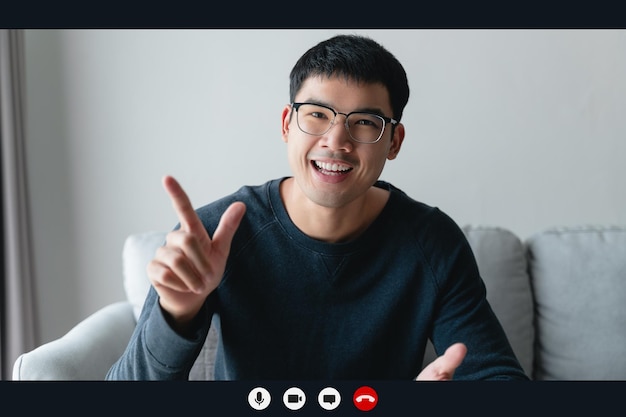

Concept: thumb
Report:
left=210, top=202, right=246, bottom=256
left=416, top=342, right=467, bottom=381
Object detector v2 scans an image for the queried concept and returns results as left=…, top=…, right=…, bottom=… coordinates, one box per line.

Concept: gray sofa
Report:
left=12, top=225, right=626, bottom=380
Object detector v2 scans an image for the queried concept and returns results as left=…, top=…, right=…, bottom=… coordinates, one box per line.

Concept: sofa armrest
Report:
left=12, top=301, right=136, bottom=380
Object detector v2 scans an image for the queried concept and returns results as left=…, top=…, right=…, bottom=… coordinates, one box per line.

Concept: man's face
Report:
left=281, top=75, right=404, bottom=209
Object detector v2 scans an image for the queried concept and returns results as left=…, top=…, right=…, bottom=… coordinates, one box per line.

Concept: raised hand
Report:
left=147, top=175, right=246, bottom=334
left=415, top=343, right=467, bottom=381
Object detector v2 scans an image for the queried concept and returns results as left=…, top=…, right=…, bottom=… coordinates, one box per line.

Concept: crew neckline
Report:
left=267, top=177, right=397, bottom=255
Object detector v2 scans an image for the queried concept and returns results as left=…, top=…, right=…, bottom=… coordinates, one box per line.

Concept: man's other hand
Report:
left=415, top=343, right=467, bottom=381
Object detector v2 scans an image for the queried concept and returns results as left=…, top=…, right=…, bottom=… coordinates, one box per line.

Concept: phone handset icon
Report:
left=355, top=394, right=376, bottom=403
left=353, top=386, right=378, bottom=411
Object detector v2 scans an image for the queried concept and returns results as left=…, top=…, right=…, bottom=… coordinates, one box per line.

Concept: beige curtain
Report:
left=0, top=29, right=37, bottom=380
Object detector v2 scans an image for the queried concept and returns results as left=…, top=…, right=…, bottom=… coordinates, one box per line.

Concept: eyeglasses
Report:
left=291, top=102, right=398, bottom=144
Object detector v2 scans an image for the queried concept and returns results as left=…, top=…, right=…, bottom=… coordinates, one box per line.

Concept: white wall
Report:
left=23, top=29, right=626, bottom=345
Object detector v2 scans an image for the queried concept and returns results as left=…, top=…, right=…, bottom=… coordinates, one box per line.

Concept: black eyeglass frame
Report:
left=291, top=102, right=398, bottom=144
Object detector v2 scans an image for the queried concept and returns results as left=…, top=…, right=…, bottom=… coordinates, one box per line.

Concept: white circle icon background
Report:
left=248, top=387, right=271, bottom=411
left=318, top=387, right=341, bottom=410
left=283, top=387, right=306, bottom=410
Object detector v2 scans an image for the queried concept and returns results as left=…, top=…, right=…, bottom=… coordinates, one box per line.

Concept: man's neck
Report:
left=279, top=178, right=389, bottom=243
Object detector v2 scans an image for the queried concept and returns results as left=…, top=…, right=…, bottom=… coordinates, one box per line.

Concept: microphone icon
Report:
left=255, top=391, right=264, bottom=405
left=249, top=387, right=270, bottom=410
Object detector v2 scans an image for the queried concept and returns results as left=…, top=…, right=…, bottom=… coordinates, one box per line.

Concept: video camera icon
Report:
left=283, top=387, right=306, bottom=410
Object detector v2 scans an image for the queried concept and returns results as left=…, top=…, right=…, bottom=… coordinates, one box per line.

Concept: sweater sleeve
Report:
left=106, top=286, right=212, bottom=380
left=423, top=210, right=529, bottom=380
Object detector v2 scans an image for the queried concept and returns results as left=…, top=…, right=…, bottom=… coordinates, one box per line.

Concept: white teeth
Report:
left=314, top=161, right=351, bottom=172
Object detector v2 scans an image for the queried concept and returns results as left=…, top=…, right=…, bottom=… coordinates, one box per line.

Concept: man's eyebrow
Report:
left=301, top=99, right=387, bottom=116
left=301, top=98, right=333, bottom=108
left=354, top=106, right=387, bottom=116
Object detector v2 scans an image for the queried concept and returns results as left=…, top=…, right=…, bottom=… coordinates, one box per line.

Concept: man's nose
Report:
left=321, top=115, right=353, bottom=151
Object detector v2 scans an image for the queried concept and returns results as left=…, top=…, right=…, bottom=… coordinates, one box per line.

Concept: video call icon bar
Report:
left=247, top=385, right=376, bottom=412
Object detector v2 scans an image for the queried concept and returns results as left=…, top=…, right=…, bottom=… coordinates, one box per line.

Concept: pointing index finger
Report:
left=162, top=175, right=204, bottom=234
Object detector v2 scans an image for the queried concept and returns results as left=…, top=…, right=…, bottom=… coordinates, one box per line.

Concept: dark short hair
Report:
left=289, top=34, right=410, bottom=122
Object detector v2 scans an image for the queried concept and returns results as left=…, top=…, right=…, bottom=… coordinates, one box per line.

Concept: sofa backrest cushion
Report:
left=527, top=226, right=626, bottom=380
left=122, top=231, right=166, bottom=321
left=122, top=230, right=218, bottom=380
left=462, top=226, right=535, bottom=377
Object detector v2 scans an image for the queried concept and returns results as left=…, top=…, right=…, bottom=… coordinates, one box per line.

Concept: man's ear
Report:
left=387, top=123, right=405, bottom=160
left=281, top=105, right=292, bottom=143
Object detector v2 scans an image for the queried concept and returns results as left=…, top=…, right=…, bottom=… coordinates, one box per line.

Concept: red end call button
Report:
left=353, top=386, right=378, bottom=411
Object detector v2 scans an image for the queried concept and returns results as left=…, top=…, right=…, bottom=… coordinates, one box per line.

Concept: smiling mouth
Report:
left=313, top=160, right=353, bottom=176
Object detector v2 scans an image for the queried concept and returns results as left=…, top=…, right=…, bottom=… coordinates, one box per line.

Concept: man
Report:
left=107, top=34, right=528, bottom=380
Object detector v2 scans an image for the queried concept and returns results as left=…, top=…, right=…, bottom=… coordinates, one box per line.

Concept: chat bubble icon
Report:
left=318, top=388, right=341, bottom=410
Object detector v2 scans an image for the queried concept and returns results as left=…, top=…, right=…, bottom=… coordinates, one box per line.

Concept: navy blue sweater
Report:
left=107, top=178, right=527, bottom=380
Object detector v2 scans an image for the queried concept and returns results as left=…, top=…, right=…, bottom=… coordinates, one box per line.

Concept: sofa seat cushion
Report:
left=527, top=226, right=626, bottom=380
